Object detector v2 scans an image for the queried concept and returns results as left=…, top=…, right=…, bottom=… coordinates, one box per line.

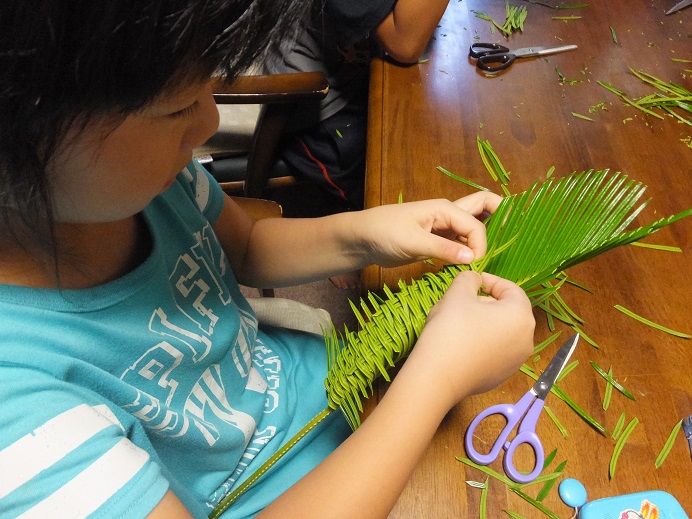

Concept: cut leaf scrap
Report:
left=598, top=69, right=692, bottom=125
left=655, top=419, right=682, bottom=469
left=614, top=305, right=691, bottom=338
left=610, top=417, right=639, bottom=478
left=591, top=361, right=636, bottom=400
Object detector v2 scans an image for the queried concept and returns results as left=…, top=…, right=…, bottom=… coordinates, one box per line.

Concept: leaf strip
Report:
left=544, top=405, right=569, bottom=437
left=655, top=419, right=682, bottom=468
left=603, top=367, right=613, bottom=410
left=437, top=165, right=491, bottom=192
left=614, top=305, right=691, bottom=338
left=590, top=361, right=636, bottom=400
left=535, top=459, right=567, bottom=501
left=610, top=417, right=639, bottom=479
left=509, top=488, right=561, bottom=519
left=612, top=412, right=626, bottom=440
left=480, top=477, right=489, bottom=519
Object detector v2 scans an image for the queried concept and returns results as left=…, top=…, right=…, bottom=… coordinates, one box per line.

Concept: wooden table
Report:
left=363, top=0, right=692, bottom=516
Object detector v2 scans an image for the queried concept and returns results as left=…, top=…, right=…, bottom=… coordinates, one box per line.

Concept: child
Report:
left=0, top=1, right=535, bottom=518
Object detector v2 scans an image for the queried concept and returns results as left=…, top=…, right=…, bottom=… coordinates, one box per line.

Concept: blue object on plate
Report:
left=558, top=478, right=587, bottom=508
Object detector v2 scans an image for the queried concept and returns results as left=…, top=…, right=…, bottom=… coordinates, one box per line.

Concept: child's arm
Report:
left=213, top=191, right=501, bottom=289
left=373, top=0, right=451, bottom=63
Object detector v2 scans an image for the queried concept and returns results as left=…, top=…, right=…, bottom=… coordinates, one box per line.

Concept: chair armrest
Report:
left=230, top=196, right=283, bottom=220
left=213, top=72, right=329, bottom=104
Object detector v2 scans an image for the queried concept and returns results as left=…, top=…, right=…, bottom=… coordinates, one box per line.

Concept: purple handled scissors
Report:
left=464, top=333, right=579, bottom=483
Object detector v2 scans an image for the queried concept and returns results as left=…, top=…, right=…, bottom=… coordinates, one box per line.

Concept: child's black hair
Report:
left=0, top=0, right=309, bottom=249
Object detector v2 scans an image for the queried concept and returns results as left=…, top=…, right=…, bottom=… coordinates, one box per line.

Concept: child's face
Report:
left=49, top=80, right=220, bottom=224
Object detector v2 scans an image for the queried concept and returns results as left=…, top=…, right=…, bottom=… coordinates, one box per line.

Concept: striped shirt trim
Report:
left=17, top=437, right=150, bottom=519
left=0, top=404, right=124, bottom=499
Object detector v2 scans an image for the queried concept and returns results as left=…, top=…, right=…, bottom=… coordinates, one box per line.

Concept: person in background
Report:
left=266, top=0, right=452, bottom=211
left=0, top=1, right=533, bottom=518
left=267, top=0, right=452, bottom=288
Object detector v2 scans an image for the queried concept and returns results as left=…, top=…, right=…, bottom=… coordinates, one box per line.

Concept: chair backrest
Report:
left=197, top=72, right=329, bottom=198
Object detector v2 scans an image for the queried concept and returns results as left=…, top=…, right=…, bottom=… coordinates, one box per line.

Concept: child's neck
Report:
left=0, top=214, right=151, bottom=290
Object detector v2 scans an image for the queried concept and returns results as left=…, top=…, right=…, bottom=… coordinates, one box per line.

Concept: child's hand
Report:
left=405, top=270, right=534, bottom=409
left=353, top=192, right=502, bottom=267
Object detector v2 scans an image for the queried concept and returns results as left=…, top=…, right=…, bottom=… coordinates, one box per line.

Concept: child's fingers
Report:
left=427, top=204, right=489, bottom=263
left=452, top=191, right=503, bottom=217
left=446, top=270, right=483, bottom=296
left=479, top=272, right=531, bottom=307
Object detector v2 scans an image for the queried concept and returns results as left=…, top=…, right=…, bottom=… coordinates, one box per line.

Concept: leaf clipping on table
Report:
left=610, top=417, right=639, bottom=478
left=536, top=459, right=567, bottom=501
left=571, top=112, right=594, bottom=121
left=609, top=25, right=618, bottom=44
left=655, top=419, right=683, bottom=468
left=598, top=69, right=692, bottom=125
left=473, top=1, right=528, bottom=36
left=614, top=304, right=691, bottom=339
left=480, top=477, right=490, bottom=519
left=591, top=361, right=636, bottom=400
left=612, top=412, right=627, bottom=440
left=603, top=366, right=614, bottom=410
left=504, top=511, right=530, bottom=519
left=544, top=405, right=569, bottom=437
left=509, top=488, right=561, bottom=519
left=325, top=170, right=692, bottom=429
left=524, top=0, right=587, bottom=8
left=437, top=165, right=491, bottom=192
left=457, top=457, right=516, bottom=487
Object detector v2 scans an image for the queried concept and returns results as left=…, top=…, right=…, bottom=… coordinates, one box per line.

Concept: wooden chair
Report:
left=195, top=72, right=329, bottom=199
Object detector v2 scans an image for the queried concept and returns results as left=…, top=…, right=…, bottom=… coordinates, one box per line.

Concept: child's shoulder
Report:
left=0, top=363, right=169, bottom=518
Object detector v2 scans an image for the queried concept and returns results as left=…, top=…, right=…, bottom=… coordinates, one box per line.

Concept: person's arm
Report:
left=212, top=191, right=501, bottom=289
left=373, top=0, right=451, bottom=63
left=257, top=271, right=535, bottom=518
left=146, top=490, right=196, bottom=518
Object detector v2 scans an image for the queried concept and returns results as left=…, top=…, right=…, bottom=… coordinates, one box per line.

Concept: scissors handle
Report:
left=464, top=392, right=546, bottom=483
left=464, top=399, right=526, bottom=464
left=476, top=53, right=516, bottom=73
left=503, top=421, right=545, bottom=483
left=469, top=42, right=510, bottom=58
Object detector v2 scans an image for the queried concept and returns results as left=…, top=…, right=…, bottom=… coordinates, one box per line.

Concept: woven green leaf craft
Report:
left=325, top=169, right=692, bottom=429
left=210, top=169, right=690, bottom=516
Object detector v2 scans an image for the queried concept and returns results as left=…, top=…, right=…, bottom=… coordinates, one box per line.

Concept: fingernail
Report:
left=457, top=248, right=474, bottom=264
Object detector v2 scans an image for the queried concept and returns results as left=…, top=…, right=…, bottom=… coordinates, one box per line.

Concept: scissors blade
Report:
left=530, top=333, right=579, bottom=400
left=512, top=45, right=578, bottom=58
left=666, top=0, right=692, bottom=14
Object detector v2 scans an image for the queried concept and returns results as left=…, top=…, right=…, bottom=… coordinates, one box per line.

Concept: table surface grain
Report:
left=362, top=0, right=692, bottom=516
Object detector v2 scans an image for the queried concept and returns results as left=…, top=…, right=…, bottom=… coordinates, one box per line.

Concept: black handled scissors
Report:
left=469, top=42, right=577, bottom=73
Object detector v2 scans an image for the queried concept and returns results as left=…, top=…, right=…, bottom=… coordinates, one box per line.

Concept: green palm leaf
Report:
left=326, top=169, right=691, bottom=429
